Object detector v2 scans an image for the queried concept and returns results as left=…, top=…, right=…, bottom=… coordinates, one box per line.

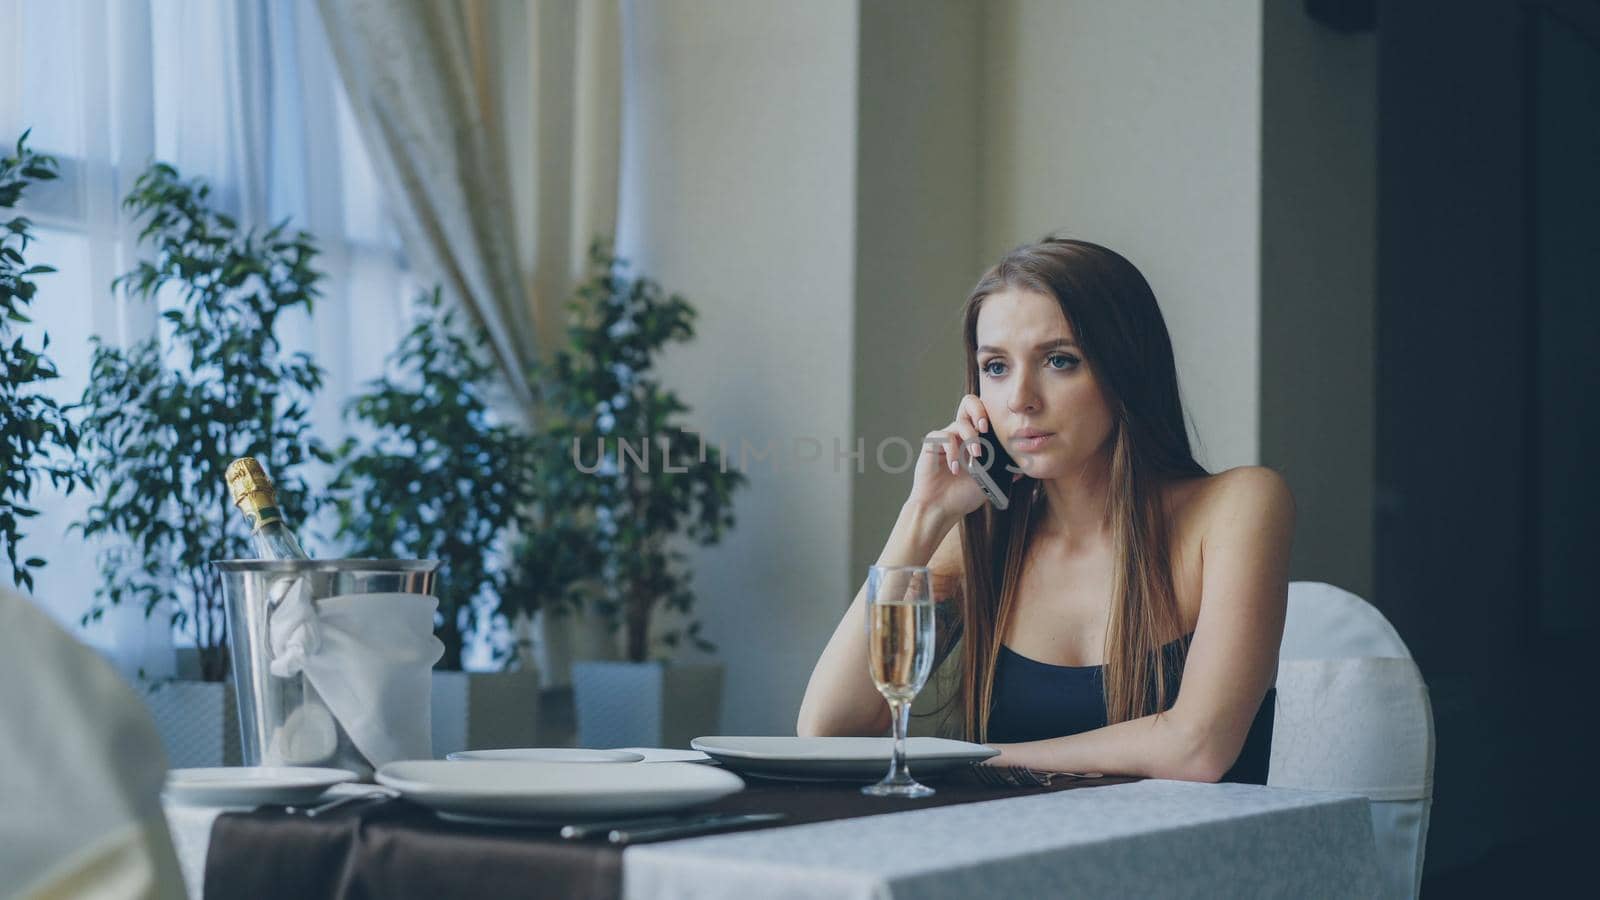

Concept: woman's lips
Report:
left=1012, top=432, right=1054, bottom=452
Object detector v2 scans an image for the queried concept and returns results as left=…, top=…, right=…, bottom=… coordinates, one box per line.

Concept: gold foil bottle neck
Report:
left=226, top=457, right=282, bottom=531
left=225, top=457, right=273, bottom=497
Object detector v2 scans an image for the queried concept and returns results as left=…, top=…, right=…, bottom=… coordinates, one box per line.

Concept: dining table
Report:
left=162, top=768, right=1382, bottom=899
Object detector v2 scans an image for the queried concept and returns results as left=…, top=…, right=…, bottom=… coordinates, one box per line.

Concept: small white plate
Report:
left=164, top=767, right=358, bottom=807
left=445, top=748, right=645, bottom=763
left=611, top=747, right=715, bottom=764
left=376, top=759, right=745, bottom=820
left=690, top=736, right=999, bottom=781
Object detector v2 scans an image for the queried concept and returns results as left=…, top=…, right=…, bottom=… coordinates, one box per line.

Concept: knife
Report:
left=607, top=812, right=788, bottom=845
left=559, top=813, right=688, bottom=839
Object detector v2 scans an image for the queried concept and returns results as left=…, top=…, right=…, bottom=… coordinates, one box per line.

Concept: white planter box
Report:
left=142, top=679, right=241, bottom=768
left=430, top=669, right=542, bottom=757
left=571, top=661, right=723, bottom=750
left=527, top=608, right=621, bottom=689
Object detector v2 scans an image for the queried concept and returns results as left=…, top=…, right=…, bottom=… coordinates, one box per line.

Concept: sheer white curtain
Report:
left=0, top=0, right=415, bottom=677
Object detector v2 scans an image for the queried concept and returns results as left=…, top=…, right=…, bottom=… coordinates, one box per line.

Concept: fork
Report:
left=969, top=765, right=1104, bottom=787
left=284, top=790, right=392, bottom=817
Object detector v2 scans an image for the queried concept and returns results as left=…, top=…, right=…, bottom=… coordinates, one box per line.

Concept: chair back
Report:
left=0, top=588, right=186, bottom=899
left=1270, top=582, right=1435, bottom=900
left=1279, top=580, right=1411, bottom=660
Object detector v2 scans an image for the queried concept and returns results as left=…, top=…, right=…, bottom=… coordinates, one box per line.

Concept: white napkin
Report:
left=267, top=589, right=444, bottom=769
left=266, top=576, right=320, bottom=679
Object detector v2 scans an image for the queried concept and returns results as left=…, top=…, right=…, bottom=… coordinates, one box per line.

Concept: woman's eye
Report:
left=981, top=360, right=1007, bottom=377
left=1047, top=354, right=1080, bottom=370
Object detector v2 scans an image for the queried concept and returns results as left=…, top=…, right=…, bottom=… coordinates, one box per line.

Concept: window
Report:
left=1, top=0, right=415, bottom=673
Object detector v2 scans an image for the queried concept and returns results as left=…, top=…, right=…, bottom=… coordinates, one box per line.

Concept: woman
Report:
left=797, top=238, right=1291, bottom=784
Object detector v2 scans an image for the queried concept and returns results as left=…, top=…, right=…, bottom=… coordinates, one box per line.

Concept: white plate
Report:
left=376, top=759, right=745, bottom=820
left=689, top=736, right=999, bottom=781
left=611, top=747, right=715, bottom=764
left=163, top=767, right=358, bottom=807
left=445, top=748, right=645, bottom=763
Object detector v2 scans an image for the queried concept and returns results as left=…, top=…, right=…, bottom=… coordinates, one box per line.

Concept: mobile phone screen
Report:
left=967, top=434, right=1017, bottom=509
left=979, top=434, right=1016, bottom=481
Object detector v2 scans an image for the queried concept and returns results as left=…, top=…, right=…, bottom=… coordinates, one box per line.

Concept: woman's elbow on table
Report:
left=796, top=701, right=885, bottom=738
left=1162, top=752, right=1230, bottom=784
left=795, top=695, right=845, bottom=737
left=795, top=709, right=862, bottom=738
left=795, top=708, right=826, bottom=738
left=1148, top=717, right=1239, bottom=784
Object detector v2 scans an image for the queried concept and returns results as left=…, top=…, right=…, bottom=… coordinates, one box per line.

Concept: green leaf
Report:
left=56, top=156, right=327, bottom=670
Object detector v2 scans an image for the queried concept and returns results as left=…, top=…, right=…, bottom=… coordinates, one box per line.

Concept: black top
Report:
left=985, top=633, right=1275, bottom=785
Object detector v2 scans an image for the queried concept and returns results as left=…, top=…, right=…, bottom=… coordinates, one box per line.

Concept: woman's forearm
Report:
left=986, top=706, right=1240, bottom=783
left=796, top=502, right=955, bottom=737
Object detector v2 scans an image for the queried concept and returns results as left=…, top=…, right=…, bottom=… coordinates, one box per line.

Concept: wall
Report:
left=1259, top=0, right=1378, bottom=598
left=849, top=0, right=983, bottom=584
left=616, top=0, right=860, bottom=735
left=979, top=0, right=1265, bottom=471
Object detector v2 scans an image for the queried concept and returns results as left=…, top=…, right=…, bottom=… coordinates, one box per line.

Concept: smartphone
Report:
left=964, top=433, right=1016, bottom=510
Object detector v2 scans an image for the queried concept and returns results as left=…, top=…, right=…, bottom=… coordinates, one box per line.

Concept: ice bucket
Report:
left=213, top=558, right=439, bottom=778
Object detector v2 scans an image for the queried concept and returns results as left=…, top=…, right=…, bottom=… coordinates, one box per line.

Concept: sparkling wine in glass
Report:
left=863, top=565, right=936, bottom=798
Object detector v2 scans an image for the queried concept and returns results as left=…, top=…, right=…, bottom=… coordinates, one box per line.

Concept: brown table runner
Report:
left=203, top=770, right=1136, bottom=900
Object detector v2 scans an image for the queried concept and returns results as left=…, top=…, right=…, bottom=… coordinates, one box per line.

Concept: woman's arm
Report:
left=796, top=502, right=960, bottom=737
left=798, top=395, right=995, bottom=737
left=987, top=467, right=1294, bottom=781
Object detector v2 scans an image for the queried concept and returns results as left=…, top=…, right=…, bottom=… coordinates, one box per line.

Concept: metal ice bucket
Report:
left=213, top=558, right=438, bottom=778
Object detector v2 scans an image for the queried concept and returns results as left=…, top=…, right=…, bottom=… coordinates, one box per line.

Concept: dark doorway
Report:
left=1375, top=0, right=1600, bottom=888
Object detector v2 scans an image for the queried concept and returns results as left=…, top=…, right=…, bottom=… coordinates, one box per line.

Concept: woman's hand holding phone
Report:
left=906, top=394, right=1013, bottom=524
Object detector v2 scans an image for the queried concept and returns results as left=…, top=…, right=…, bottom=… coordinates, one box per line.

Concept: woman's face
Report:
left=973, top=287, right=1116, bottom=480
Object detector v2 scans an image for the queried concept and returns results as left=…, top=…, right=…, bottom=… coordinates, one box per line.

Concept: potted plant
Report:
left=1, top=132, right=86, bottom=591
left=538, top=242, right=745, bottom=749
left=330, top=287, right=538, bottom=755
left=74, top=161, right=330, bottom=766
left=501, top=492, right=603, bottom=688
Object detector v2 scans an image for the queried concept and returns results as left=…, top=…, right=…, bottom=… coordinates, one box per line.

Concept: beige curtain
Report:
left=313, top=0, right=622, bottom=407
left=524, top=0, right=623, bottom=359
left=317, top=0, right=623, bottom=680
left=498, top=0, right=626, bottom=681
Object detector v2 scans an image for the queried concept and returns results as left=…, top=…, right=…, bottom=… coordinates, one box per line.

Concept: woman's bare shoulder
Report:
left=1168, top=466, right=1296, bottom=545
left=1164, top=468, right=1294, bottom=629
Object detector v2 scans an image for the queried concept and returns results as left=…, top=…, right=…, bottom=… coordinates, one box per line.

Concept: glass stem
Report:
left=889, top=698, right=911, bottom=781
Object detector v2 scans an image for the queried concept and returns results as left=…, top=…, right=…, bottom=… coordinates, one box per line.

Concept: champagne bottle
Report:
left=225, top=457, right=309, bottom=559
left=224, top=456, right=338, bottom=766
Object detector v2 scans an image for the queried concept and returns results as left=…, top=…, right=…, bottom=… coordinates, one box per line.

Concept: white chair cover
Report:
left=1278, top=580, right=1411, bottom=660
left=1271, top=582, right=1434, bottom=900
left=0, top=588, right=185, bottom=900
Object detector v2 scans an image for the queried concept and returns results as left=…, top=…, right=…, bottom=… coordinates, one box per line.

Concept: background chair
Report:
left=1270, top=581, right=1435, bottom=900
left=0, top=588, right=185, bottom=900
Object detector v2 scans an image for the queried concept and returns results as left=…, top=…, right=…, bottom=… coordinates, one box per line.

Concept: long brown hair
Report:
left=950, top=238, right=1207, bottom=740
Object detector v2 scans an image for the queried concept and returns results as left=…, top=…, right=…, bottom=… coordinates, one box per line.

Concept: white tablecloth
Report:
left=164, top=803, right=225, bottom=899
left=622, top=781, right=1380, bottom=900
left=166, top=780, right=1379, bottom=900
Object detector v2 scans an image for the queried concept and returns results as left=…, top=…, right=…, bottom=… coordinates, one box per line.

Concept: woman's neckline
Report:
left=999, top=632, right=1195, bottom=670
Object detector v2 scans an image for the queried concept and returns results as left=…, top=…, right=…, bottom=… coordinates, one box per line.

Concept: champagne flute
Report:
left=862, top=565, right=937, bottom=798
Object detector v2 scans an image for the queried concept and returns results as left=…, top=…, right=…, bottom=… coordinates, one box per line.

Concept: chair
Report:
left=0, top=588, right=186, bottom=899
left=1269, top=582, right=1435, bottom=900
